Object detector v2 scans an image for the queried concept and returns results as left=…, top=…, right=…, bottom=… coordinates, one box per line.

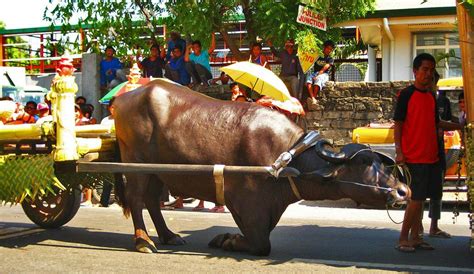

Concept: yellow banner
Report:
left=298, top=49, right=319, bottom=74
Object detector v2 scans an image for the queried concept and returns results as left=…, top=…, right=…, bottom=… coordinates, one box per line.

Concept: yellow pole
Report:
left=457, top=3, right=474, bottom=123
left=50, top=54, right=79, bottom=161
left=0, top=124, right=42, bottom=140
left=456, top=1, right=474, bottom=250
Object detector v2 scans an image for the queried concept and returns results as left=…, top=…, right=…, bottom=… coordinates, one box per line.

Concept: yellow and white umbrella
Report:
left=220, top=61, right=292, bottom=102
left=438, top=77, right=463, bottom=88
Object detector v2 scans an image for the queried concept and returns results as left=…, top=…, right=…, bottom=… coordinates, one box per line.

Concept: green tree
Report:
left=43, top=0, right=166, bottom=58
left=0, top=21, right=31, bottom=67
left=44, top=0, right=375, bottom=61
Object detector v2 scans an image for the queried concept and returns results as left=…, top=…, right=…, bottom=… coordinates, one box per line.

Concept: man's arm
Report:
left=266, top=40, right=280, bottom=56
left=393, top=88, right=411, bottom=164
left=115, top=58, right=123, bottom=70
left=160, top=45, right=166, bottom=59
left=318, top=64, right=331, bottom=75
left=394, top=121, right=405, bottom=164
left=438, top=120, right=463, bottom=131
left=184, top=44, right=192, bottom=62
left=208, top=32, right=216, bottom=54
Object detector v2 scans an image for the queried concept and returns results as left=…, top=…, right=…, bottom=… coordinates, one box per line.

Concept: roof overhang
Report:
left=337, top=15, right=456, bottom=47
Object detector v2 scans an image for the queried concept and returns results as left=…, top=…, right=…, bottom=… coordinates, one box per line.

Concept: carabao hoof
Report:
left=208, top=233, right=232, bottom=248
left=160, top=234, right=186, bottom=245
left=135, top=237, right=158, bottom=253
left=221, top=234, right=246, bottom=252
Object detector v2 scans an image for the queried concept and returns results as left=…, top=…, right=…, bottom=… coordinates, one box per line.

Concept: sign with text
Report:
left=296, top=5, right=327, bottom=31
left=298, top=49, right=319, bottom=74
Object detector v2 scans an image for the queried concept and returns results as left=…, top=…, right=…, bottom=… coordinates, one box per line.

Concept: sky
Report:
left=1, top=0, right=51, bottom=29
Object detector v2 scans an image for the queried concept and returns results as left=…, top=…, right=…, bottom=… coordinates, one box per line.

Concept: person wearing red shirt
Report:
left=394, top=53, right=462, bottom=252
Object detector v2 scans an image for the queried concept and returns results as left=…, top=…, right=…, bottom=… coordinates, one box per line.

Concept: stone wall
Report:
left=305, top=81, right=410, bottom=145
left=305, top=81, right=463, bottom=145
left=199, top=84, right=232, bottom=100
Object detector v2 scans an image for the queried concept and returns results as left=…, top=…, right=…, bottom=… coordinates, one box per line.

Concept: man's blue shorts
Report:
left=306, top=72, right=329, bottom=89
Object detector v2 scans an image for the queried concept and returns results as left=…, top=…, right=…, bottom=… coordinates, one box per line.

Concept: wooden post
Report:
left=456, top=1, right=474, bottom=250
left=457, top=3, right=474, bottom=123
left=77, top=162, right=276, bottom=176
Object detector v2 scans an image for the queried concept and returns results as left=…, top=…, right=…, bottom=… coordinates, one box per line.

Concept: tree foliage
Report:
left=0, top=21, right=30, bottom=64
left=44, top=0, right=376, bottom=62
left=43, top=0, right=166, bottom=58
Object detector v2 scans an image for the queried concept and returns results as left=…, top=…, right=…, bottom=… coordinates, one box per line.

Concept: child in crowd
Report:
left=230, top=83, right=251, bottom=102
left=81, top=104, right=97, bottom=124
left=75, top=104, right=89, bottom=125
left=210, top=72, right=231, bottom=85
left=305, top=40, right=335, bottom=104
left=249, top=42, right=270, bottom=69
left=35, top=103, right=53, bottom=124
left=24, top=101, right=39, bottom=122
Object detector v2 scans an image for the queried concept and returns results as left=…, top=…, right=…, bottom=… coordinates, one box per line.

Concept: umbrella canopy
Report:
left=99, top=78, right=151, bottom=104
left=438, top=77, right=463, bottom=88
left=220, top=61, right=292, bottom=102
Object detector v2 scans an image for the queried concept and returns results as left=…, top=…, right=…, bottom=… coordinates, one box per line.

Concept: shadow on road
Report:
left=1, top=220, right=473, bottom=271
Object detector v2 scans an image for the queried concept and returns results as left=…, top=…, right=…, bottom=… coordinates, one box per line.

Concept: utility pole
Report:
left=456, top=1, right=474, bottom=250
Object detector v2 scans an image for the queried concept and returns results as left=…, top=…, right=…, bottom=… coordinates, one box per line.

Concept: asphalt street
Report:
left=1, top=199, right=473, bottom=273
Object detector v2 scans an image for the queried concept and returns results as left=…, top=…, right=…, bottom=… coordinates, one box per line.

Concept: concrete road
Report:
left=1, top=200, right=473, bottom=273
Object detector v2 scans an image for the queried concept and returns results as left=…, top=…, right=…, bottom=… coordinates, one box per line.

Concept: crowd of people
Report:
left=0, top=96, right=50, bottom=125
left=98, top=29, right=337, bottom=111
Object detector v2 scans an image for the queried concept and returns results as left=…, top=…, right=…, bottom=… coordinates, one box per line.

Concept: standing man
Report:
left=100, top=46, right=124, bottom=92
left=394, top=53, right=462, bottom=252
left=268, top=39, right=304, bottom=100
left=184, top=33, right=216, bottom=87
left=166, top=31, right=187, bottom=62
left=305, top=40, right=335, bottom=104
left=139, top=44, right=166, bottom=78
left=418, top=70, right=452, bottom=239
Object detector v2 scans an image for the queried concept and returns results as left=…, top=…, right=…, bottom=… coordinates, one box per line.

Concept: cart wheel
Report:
left=21, top=187, right=81, bottom=229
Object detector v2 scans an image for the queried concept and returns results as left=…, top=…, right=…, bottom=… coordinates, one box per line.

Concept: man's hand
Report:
left=395, top=148, right=405, bottom=164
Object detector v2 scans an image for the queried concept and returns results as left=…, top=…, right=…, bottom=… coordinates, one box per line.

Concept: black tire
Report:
left=21, top=187, right=81, bottom=229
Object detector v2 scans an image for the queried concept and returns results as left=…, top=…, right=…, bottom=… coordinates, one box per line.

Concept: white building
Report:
left=338, top=0, right=459, bottom=81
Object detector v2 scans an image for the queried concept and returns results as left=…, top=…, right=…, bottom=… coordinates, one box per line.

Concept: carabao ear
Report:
left=300, top=165, right=341, bottom=182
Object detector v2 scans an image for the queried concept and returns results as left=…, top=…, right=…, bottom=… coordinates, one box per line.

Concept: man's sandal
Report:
left=395, top=244, right=415, bottom=253
left=429, top=230, right=451, bottom=238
